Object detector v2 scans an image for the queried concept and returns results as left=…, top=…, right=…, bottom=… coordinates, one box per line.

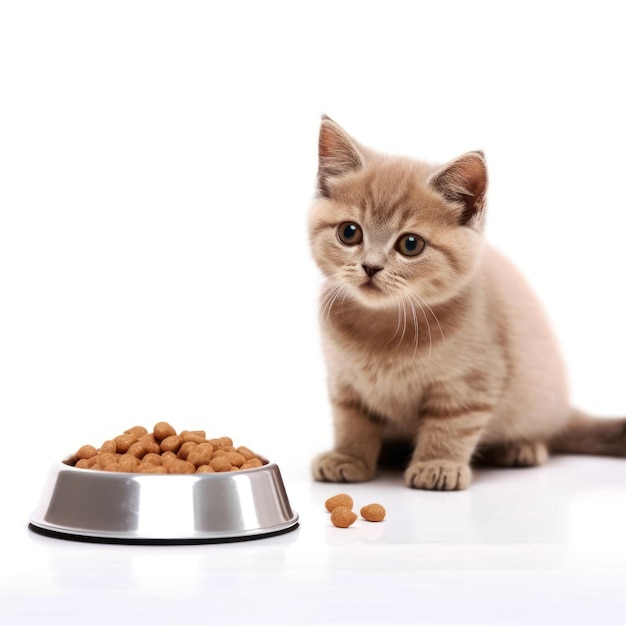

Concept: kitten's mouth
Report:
left=360, top=279, right=383, bottom=293
left=354, top=278, right=396, bottom=308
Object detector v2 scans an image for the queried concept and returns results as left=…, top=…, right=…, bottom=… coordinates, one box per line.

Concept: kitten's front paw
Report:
left=405, top=460, right=471, bottom=491
left=312, top=451, right=375, bottom=483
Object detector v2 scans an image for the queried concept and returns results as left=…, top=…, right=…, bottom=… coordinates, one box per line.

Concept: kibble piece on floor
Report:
left=330, top=506, right=357, bottom=528
left=324, top=493, right=353, bottom=512
left=360, top=503, right=386, bottom=522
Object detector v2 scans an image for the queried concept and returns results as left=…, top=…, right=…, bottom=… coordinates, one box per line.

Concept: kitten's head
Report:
left=309, top=117, right=488, bottom=309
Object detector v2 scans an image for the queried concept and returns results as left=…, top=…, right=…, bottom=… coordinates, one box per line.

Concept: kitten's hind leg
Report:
left=476, top=441, right=549, bottom=468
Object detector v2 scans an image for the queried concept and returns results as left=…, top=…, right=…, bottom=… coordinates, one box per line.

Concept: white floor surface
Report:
left=3, top=456, right=626, bottom=626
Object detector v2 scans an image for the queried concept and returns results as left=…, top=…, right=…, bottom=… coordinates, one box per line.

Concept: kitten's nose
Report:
left=362, top=264, right=383, bottom=278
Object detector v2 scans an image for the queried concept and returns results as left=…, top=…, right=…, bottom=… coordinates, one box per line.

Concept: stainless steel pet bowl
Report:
left=29, top=461, right=299, bottom=543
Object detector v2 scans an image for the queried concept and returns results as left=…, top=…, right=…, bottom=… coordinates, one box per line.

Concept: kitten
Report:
left=308, top=116, right=626, bottom=491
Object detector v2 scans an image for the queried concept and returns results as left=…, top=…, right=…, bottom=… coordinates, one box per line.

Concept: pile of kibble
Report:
left=67, top=423, right=265, bottom=474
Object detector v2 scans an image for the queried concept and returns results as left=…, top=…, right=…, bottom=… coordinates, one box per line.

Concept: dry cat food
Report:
left=324, top=493, right=353, bottom=512
left=330, top=506, right=357, bottom=528
left=360, top=503, right=386, bottom=522
left=67, top=423, right=265, bottom=474
left=325, top=493, right=386, bottom=527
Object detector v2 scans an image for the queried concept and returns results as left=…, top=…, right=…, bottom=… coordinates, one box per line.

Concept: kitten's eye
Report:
left=337, top=222, right=363, bottom=246
left=396, top=233, right=426, bottom=257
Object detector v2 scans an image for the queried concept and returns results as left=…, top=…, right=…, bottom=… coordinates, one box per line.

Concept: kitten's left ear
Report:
left=429, top=151, right=488, bottom=226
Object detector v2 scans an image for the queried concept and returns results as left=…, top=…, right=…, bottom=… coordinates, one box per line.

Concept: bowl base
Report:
left=28, top=521, right=299, bottom=545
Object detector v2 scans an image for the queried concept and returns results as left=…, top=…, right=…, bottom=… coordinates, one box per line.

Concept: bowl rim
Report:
left=58, top=456, right=273, bottom=477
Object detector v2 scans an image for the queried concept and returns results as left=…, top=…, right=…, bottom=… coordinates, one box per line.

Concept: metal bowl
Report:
left=29, top=460, right=299, bottom=544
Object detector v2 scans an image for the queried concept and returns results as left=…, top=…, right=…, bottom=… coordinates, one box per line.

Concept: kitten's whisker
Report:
left=396, top=293, right=408, bottom=350
left=320, top=282, right=340, bottom=311
left=325, top=285, right=346, bottom=323
left=320, top=280, right=340, bottom=300
left=387, top=296, right=404, bottom=344
left=400, top=288, right=420, bottom=358
left=408, top=295, right=419, bottom=359
left=415, top=293, right=445, bottom=344
left=320, top=281, right=343, bottom=323
left=340, top=290, right=348, bottom=314
left=410, top=293, right=432, bottom=357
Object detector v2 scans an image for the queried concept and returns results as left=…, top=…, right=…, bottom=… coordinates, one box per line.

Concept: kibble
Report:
left=161, top=451, right=177, bottom=464
left=113, top=434, right=136, bottom=454
left=181, top=430, right=206, bottom=444
left=177, top=441, right=197, bottom=460
left=187, top=443, right=214, bottom=467
left=139, top=433, right=161, bottom=454
left=209, top=455, right=232, bottom=473
left=160, top=435, right=183, bottom=453
left=125, top=425, right=148, bottom=438
left=139, top=463, right=168, bottom=474
left=154, top=422, right=176, bottom=441
left=75, top=445, right=98, bottom=460
left=196, top=464, right=216, bottom=474
left=324, top=494, right=387, bottom=528
left=67, top=423, right=265, bottom=474
left=142, top=452, right=162, bottom=465
left=238, top=446, right=257, bottom=461
left=360, top=503, right=386, bottom=522
left=241, top=458, right=263, bottom=470
left=118, top=454, right=140, bottom=472
left=330, top=506, right=357, bottom=528
left=226, top=452, right=246, bottom=468
left=166, top=459, right=196, bottom=474
left=100, top=440, right=116, bottom=454
left=127, top=441, right=148, bottom=459
left=97, top=452, right=118, bottom=466
left=325, top=493, right=354, bottom=513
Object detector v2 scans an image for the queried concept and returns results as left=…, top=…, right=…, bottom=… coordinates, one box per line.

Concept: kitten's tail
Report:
left=549, top=409, right=626, bottom=457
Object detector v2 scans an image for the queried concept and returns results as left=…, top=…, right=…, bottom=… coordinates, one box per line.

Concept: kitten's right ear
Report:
left=317, top=116, right=365, bottom=198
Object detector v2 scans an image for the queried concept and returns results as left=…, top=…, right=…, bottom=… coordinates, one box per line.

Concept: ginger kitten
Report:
left=309, top=116, right=626, bottom=491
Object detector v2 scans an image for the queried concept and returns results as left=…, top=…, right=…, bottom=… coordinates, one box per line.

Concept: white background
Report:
left=1, top=4, right=626, bottom=622
left=2, top=0, right=626, bottom=492
left=2, top=0, right=626, bottom=499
